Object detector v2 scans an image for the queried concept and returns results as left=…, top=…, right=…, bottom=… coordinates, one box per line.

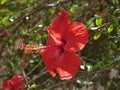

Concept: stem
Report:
left=24, top=46, right=54, bottom=50
left=21, top=44, right=59, bottom=54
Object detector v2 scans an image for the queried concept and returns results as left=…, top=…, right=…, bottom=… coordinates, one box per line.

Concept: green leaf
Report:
left=83, top=81, right=88, bottom=86
left=30, top=84, right=37, bottom=88
left=113, top=9, right=120, bottom=15
left=107, top=25, right=113, bottom=33
left=113, top=0, right=119, bottom=5
left=95, top=16, right=102, bottom=26
left=1, top=17, right=10, bottom=25
left=50, top=8, right=56, bottom=15
left=1, top=0, right=8, bottom=5
left=70, top=4, right=78, bottom=14
left=0, top=10, right=8, bottom=16
left=86, top=17, right=95, bottom=26
left=35, top=36, right=41, bottom=42
left=27, top=84, right=37, bottom=90
left=0, top=39, right=4, bottom=44
left=92, top=61, right=104, bottom=71
left=108, top=15, right=119, bottom=27
left=94, top=31, right=101, bottom=40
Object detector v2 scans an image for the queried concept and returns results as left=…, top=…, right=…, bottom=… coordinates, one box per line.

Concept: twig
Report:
left=18, top=68, right=48, bottom=90
left=42, top=78, right=52, bottom=86
left=81, top=56, right=98, bottom=64
left=26, top=60, right=43, bottom=76
left=26, top=70, right=48, bottom=84
left=90, top=23, right=110, bottom=31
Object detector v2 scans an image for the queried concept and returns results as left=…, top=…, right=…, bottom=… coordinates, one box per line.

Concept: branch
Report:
left=81, top=56, right=98, bottom=64
left=26, top=60, right=43, bottom=76
left=25, top=68, right=47, bottom=85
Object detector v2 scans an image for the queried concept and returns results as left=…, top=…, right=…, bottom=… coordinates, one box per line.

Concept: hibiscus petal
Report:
left=64, top=22, right=89, bottom=52
left=46, top=35, right=64, bottom=46
left=54, top=51, right=80, bottom=80
left=41, top=36, right=63, bottom=77
left=11, top=75, right=24, bottom=90
left=48, top=12, right=71, bottom=39
left=64, top=41, right=86, bottom=53
left=2, top=80, right=13, bottom=90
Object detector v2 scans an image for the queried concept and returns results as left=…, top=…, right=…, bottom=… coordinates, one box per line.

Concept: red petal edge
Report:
left=54, top=51, right=80, bottom=80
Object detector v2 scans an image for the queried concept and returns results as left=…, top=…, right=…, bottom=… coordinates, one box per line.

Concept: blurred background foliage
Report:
left=0, top=0, right=120, bottom=90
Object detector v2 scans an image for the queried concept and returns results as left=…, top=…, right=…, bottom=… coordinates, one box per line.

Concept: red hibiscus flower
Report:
left=2, top=75, right=24, bottom=90
left=41, top=11, right=89, bottom=80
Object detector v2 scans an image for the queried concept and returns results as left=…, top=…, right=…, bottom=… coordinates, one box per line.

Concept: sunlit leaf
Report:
left=70, top=4, right=78, bottom=14
left=50, top=8, right=56, bottom=15
left=95, top=16, right=102, bottom=26
left=0, top=9, right=8, bottom=16
left=2, top=18, right=10, bottom=25
left=83, top=81, right=88, bottom=86
left=94, top=31, right=101, bottom=40
left=86, top=17, right=95, bottom=27
left=107, top=25, right=113, bottom=33
left=1, top=0, right=8, bottom=5
left=113, top=0, right=119, bottom=5
left=91, top=27, right=99, bottom=30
